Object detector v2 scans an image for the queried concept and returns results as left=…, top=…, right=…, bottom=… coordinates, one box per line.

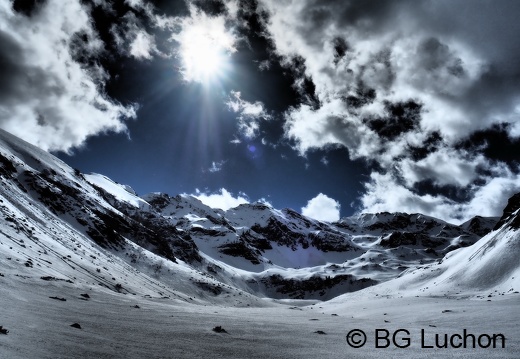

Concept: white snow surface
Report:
left=85, top=173, right=149, bottom=209
left=383, top=226, right=520, bottom=297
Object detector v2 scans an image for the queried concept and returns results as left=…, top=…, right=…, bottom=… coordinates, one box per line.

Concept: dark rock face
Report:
left=145, top=192, right=171, bottom=211
left=379, top=231, right=452, bottom=250
left=212, top=326, right=227, bottom=333
left=494, top=193, right=520, bottom=230
left=251, top=218, right=309, bottom=250
left=380, top=232, right=424, bottom=248
left=115, top=205, right=201, bottom=264
left=462, top=216, right=499, bottom=237
left=261, top=274, right=376, bottom=300
left=218, top=242, right=261, bottom=265
left=308, top=231, right=359, bottom=252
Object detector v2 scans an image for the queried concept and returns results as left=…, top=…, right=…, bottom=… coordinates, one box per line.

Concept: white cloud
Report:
left=226, top=91, right=270, bottom=139
left=257, top=60, right=271, bottom=71
left=301, top=193, right=341, bottom=222
left=320, top=156, right=329, bottom=166
left=224, top=0, right=240, bottom=19
left=0, top=0, right=136, bottom=152
left=230, top=136, right=242, bottom=144
left=129, top=31, right=156, bottom=59
left=398, top=148, right=487, bottom=188
left=360, top=172, right=464, bottom=222
left=465, top=165, right=520, bottom=218
left=193, top=188, right=249, bottom=210
left=283, top=99, right=380, bottom=158
left=261, top=0, right=499, bottom=149
left=361, top=168, right=520, bottom=224
left=125, top=0, right=145, bottom=8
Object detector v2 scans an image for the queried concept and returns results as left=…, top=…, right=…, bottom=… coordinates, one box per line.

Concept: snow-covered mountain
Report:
left=0, top=128, right=509, bottom=302
left=1, top=129, right=519, bottom=358
left=325, top=193, right=520, bottom=306
left=384, top=192, right=520, bottom=298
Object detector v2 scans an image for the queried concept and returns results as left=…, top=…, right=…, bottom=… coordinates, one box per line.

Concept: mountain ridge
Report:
left=0, top=128, right=513, bottom=302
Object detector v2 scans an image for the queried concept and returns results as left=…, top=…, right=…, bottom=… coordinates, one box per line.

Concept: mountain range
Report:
left=1, top=128, right=518, bottom=358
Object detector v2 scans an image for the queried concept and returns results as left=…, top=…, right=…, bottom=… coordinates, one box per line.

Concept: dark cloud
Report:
left=11, top=0, right=46, bottom=16
left=0, top=31, right=29, bottom=102
left=191, top=0, right=227, bottom=16
left=286, top=56, right=320, bottom=109
left=298, top=0, right=411, bottom=36
left=416, top=37, right=464, bottom=75
left=417, top=0, right=520, bottom=71
left=457, top=124, right=520, bottom=170
left=332, top=37, right=349, bottom=65
left=344, top=87, right=376, bottom=110
left=407, top=131, right=443, bottom=162
left=412, top=180, right=472, bottom=204
left=364, top=100, right=421, bottom=141
left=358, top=48, right=395, bottom=92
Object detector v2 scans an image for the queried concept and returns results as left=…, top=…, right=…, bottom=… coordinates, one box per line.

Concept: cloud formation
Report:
left=111, top=11, right=160, bottom=60
left=226, top=91, right=270, bottom=138
left=301, top=193, right=341, bottom=222
left=193, top=188, right=249, bottom=210
left=0, top=0, right=136, bottom=152
left=257, top=0, right=520, bottom=222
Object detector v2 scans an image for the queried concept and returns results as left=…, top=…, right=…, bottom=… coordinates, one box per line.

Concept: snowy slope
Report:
left=389, top=194, right=520, bottom=297
left=85, top=173, right=149, bottom=209
left=0, top=129, right=259, bottom=306
left=326, top=196, right=520, bottom=302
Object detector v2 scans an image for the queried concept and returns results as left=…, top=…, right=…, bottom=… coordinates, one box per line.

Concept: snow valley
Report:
left=0, top=128, right=518, bottom=358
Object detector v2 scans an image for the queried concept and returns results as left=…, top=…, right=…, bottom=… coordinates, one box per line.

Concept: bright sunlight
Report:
left=173, top=8, right=236, bottom=84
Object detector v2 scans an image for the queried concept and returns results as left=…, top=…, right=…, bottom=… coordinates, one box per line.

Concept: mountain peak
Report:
left=493, top=192, right=520, bottom=230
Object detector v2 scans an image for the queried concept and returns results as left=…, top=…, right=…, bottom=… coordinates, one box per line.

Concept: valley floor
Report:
left=1, top=277, right=518, bottom=359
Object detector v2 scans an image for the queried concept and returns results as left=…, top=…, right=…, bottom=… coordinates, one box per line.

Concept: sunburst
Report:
left=174, top=12, right=236, bottom=84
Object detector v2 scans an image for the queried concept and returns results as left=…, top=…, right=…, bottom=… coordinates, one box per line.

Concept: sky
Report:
left=1, top=0, right=520, bottom=223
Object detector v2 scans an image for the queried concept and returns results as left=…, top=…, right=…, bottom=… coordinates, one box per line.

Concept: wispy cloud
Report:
left=226, top=91, right=271, bottom=139
left=111, top=11, right=161, bottom=60
left=207, top=160, right=226, bottom=173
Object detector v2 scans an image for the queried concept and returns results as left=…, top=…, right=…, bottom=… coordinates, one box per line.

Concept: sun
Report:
left=174, top=12, right=236, bottom=84
left=181, top=28, right=226, bottom=82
